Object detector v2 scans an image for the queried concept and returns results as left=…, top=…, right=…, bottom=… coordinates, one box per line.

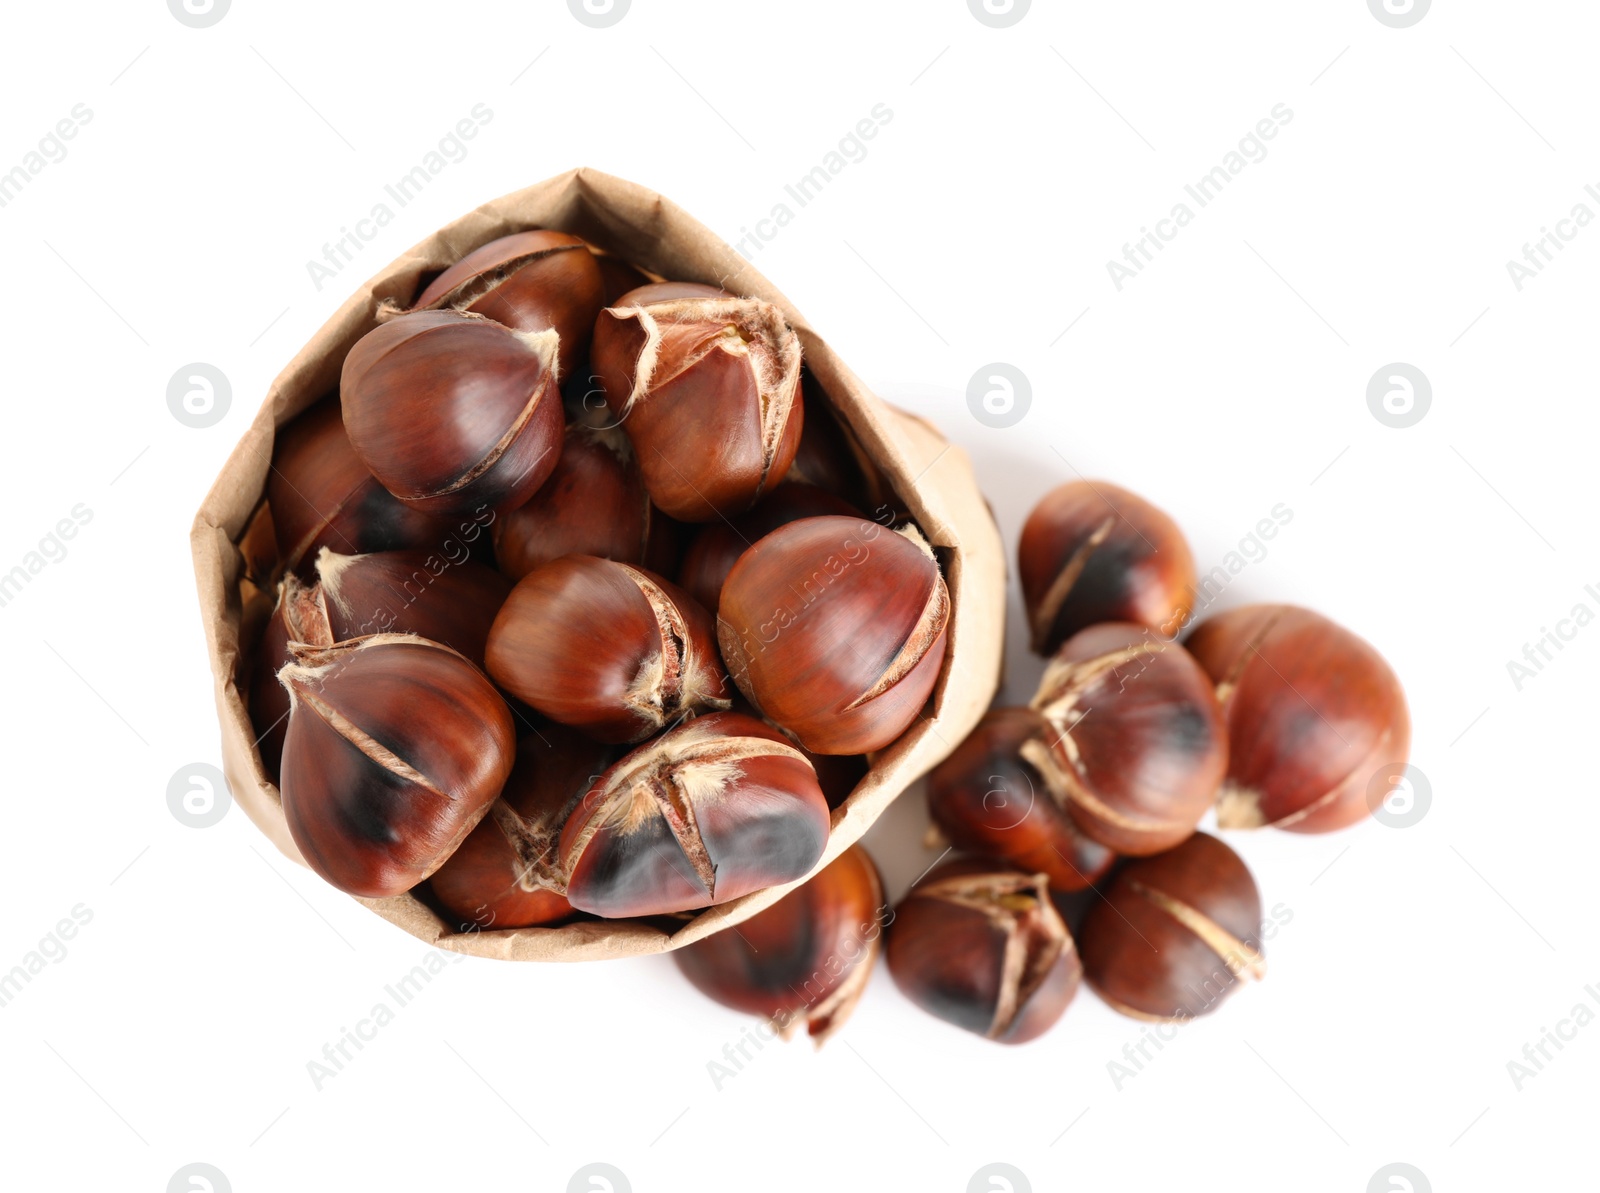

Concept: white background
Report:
left=0, top=2, right=1591, bottom=1190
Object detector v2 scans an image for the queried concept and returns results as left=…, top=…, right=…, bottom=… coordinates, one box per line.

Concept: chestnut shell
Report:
left=1077, top=832, right=1265, bottom=1021
left=1185, top=604, right=1410, bottom=833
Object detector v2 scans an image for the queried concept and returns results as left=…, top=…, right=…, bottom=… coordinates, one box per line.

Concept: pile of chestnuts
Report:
left=675, top=480, right=1409, bottom=1046
left=250, top=229, right=953, bottom=923
left=243, top=221, right=1409, bottom=1052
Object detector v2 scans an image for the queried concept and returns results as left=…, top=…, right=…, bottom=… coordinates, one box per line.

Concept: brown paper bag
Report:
left=190, top=167, right=1004, bottom=961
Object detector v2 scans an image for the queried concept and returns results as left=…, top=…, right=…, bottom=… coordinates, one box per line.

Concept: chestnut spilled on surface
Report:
left=1019, top=480, right=1196, bottom=655
left=886, top=861, right=1081, bottom=1045
left=1078, top=832, right=1265, bottom=1021
left=1185, top=604, right=1410, bottom=833
left=926, top=707, right=1115, bottom=892
left=675, top=844, right=884, bottom=1043
left=1028, top=622, right=1227, bottom=856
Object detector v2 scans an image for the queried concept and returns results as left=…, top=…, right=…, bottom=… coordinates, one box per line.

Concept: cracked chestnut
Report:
left=486, top=555, right=730, bottom=744
left=1019, top=480, right=1196, bottom=655
left=675, top=844, right=885, bottom=1044
left=926, top=707, right=1115, bottom=892
left=412, top=229, right=605, bottom=380
left=718, top=516, right=950, bottom=755
left=886, top=861, right=1081, bottom=1044
left=1184, top=604, right=1410, bottom=833
left=1028, top=623, right=1227, bottom=856
left=341, top=309, right=563, bottom=515
left=277, top=635, right=515, bottom=898
left=559, top=711, right=831, bottom=918
left=429, top=725, right=613, bottom=930
left=591, top=282, right=804, bottom=521
left=1078, top=831, right=1265, bottom=1021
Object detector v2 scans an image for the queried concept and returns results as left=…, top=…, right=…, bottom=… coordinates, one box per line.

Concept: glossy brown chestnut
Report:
left=429, top=725, right=614, bottom=930
left=277, top=635, right=515, bottom=898
left=313, top=547, right=510, bottom=662
left=559, top=711, right=831, bottom=918
left=886, top=861, right=1081, bottom=1044
left=1028, top=623, right=1227, bottom=856
left=1185, top=604, right=1410, bottom=833
left=676, top=483, right=861, bottom=614
left=491, top=425, right=675, bottom=582
left=1018, top=480, right=1196, bottom=655
left=591, top=282, right=804, bottom=521
left=266, top=397, right=462, bottom=576
left=341, top=309, right=563, bottom=515
left=1078, top=832, right=1266, bottom=1021
left=413, top=230, right=605, bottom=380
left=927, top=708, right=1116, bottom=892
left=718, top=516, right=950, bottom=755
left=675, top=845, right=885, bottom=1043
left=485, top=555, right=730, bottom=743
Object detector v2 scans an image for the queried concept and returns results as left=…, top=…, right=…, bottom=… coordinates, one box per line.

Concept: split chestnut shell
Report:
left=559, top=711, right=830, bottom=918
left=277, top=635, right=515, bottom=898
left=341, top=309, right=563, bottom=515
left=591, top=283, right=804, bottom=522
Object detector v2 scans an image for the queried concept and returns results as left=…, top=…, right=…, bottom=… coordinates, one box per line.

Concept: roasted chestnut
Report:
left=591, top=283, right=804, bottom=521
left=313, top=547, right=510, bottom=661
left=677, top=483, right=861, bottom=614
left=341, top=310, right=563, bottom=515
left=1077, top=832, right=1265, bottom=1021
left=559, top=711, right=830, bottom=918
left=486, top=555, right=730, bottom=744
left=429, top=725, right=614, bottom=930
left=491, top=425, right=675, bottom=583
left=412, top=229, right=605, bottom=379
left=277, top=635, right=515, bottom=897
left=675, top=845, right=885, bottom=1043
left=926, top=708, right=1115, bottom=892
left=1184, top=604, right=1410, bottom=833
left=266, top=397, right=461, bottom=576
left=886, top=861, right=1080, bottom=1044
left=718, top=516, right=950, bottom=755
left=1027, top=623, right=1226, bottom=856
left=1019, top=480, right=1196, bottom=655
